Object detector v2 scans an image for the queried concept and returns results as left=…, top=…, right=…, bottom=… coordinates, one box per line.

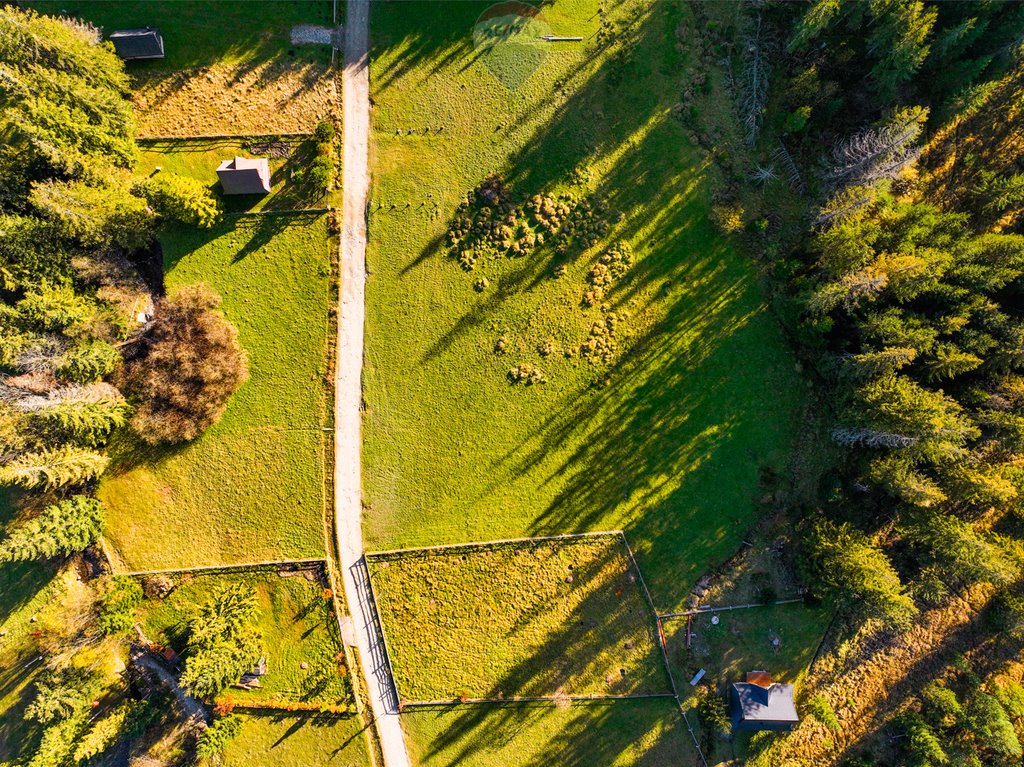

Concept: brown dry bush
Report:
left=119, top=285, right=248, bottom=444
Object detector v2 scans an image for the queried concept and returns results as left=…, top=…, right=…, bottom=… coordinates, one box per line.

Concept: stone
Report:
left=300, top=661, right=309, bottom=670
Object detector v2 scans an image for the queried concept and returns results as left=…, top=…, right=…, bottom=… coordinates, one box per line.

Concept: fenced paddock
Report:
left=364, top=532, right=672, bottom=705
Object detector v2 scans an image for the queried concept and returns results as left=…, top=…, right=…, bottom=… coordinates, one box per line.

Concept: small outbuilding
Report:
left=109, top=28, right=165, bottom=61
left=730, top=671, right=800, bottom=732
left=216, top=157, right=272, bottom=195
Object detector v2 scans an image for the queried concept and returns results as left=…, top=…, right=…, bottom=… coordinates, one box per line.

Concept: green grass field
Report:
left=363, top=0, right=803, bottom=615
left=369, top=537, right=668, bottom=702
left=216, top=712, right=370, bottom=767
left=137, top=138, right=330, bottom=212
left=402, top=699, right=698, bottom=767
left=363, top=1, right=807, bottom=761
left=137, top=570, right=352, bottom=707
left=99, top=214, right=332, bottom=570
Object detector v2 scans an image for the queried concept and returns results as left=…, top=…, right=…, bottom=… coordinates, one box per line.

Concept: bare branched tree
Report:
left=772, top=142, right=805, bottom=194
left=749, top=165, right=778, bottom=185
left=831, top=426, right=919, bottom=449
left=740, top=13, right=774, bottom=146
left=829, top=110, right=926, bottom=188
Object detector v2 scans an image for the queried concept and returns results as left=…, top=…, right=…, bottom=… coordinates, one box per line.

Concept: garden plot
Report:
left=368, top=535, right=670, bottom=703
left=138, top=569, right=353, bottom=708
left=31, top=1, right=338, bottom=137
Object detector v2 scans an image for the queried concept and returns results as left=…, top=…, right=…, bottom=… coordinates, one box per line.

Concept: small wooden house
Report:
left=730, top=671, right=800, bottom=732
left=216, top=157, right=272, bottom=195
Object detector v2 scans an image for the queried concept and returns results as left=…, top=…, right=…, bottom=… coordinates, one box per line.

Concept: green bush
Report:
left=807, top=695, right=841, bottom=731
left=139, top=172, right=221, bottom=229
left=196, top=715, right=243, bottom=757
left=309, top=156, right=333, bottom=192
left=314, top=120, right=336, bottom=143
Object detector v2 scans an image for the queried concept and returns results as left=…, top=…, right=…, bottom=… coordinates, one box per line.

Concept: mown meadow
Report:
left=363, top=0, right=807, bottom=762
left=100, top=214, right=333, bottom=570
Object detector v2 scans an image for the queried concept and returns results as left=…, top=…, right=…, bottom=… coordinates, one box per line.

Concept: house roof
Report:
left=216, top=157, right=272, bottom=195
left=731, top=681, right=799, bottom=732
left=109, top=28, right=164, bottom=60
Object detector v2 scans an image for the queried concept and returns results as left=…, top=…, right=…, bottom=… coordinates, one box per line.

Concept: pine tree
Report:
left=0, top=445, right=109, bottom=489
left=31, top=396, right=128, bottom=448
left=0, top=495, right=104, bottom=562
left=56, top=339, right=121, bottom=384
left=180, top=583, right=262, bottom=699
left=805, top=519, right=917, bottom=627
left=904, top=510, right=1017, bottom=586
left=137, top=172, right=222, bottom=229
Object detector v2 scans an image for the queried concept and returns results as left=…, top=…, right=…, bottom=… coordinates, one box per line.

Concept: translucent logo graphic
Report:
left=473, top=2, right=553, bottom=91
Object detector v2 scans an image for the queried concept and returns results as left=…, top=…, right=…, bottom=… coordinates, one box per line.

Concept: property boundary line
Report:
left=402, top=692, right=676, bottom=707
left=365, top=530, right=622, bottom=559
left=618, top=534, right=708, bottom=767
left=115, top=557, right=326, bottom=578
left=359, top=556, right=403, bottom=712
left=658, top=597, right=805, bottom=620
left=226, top=207, right=332, bottom=218
left=138, top=131, right=315, bottom=142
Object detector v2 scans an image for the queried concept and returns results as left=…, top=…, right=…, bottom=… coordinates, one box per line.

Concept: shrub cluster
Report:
left=583, top=241, right=633, bottom=306
left=309, top=120, right=337, bottom=193
left=447, top=175, right=616, bottom=271
left=508, top=362, right=547, bottom=385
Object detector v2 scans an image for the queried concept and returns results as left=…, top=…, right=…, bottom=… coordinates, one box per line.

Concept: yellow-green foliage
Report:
left=370, top=537, right=668, bottom=701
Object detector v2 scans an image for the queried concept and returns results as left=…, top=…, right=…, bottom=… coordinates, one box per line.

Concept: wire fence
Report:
left=365, top=530, right=624, bottom=559
left=401, top=692, right=677, bottom=708
left=114, top=557, right=326, bottom=578
left=658, top=597, right=805, bottom=620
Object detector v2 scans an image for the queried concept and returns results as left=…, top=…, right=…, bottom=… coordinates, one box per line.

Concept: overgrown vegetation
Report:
left=689, top=0, right=1024, bottom=763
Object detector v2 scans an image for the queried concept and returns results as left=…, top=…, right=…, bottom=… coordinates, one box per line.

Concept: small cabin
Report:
left=109, top=28, right=165, bottom=61
left=730, top=671, right=800, bottom=732
left=216, top=157, right=272, bottom=195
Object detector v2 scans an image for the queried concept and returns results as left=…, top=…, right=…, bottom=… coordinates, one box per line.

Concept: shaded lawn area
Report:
left=369, top=537, right=668, bottom=702
left=216, top=712, right=370, bottom=767
left=138, top=571, right=352, bottom=706
left=137, top=138, right=330, bottom=212
left=363, top=0, right=804, bottom=615
left=664, top=603, right=830, bottom=696
left=29, top=1, right=333, bottom=70
left=402, top=699, right=699, bottom=767
left=100, top=214, right=332, bottom=570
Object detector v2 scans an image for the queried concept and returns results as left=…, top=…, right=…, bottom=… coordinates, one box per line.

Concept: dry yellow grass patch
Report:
left=133, top=61, right=338, bottom=137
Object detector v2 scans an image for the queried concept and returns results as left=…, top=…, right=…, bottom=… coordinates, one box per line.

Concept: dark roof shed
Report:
left=109, top=28, right=165, bottom=60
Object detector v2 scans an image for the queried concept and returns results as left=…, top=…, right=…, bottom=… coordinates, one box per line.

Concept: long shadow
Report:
left=372, top=539, right=689, bottom=767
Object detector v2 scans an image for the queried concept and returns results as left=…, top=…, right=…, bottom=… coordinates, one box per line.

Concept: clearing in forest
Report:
left=368, top=536, right=669, bottom=702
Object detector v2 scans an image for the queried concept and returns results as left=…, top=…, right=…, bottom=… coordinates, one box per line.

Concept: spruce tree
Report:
left=0, top=495, right=104, bottom=562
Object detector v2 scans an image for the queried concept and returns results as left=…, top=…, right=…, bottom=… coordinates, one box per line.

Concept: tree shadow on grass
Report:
left=389, top=0, right=797, bottom=611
